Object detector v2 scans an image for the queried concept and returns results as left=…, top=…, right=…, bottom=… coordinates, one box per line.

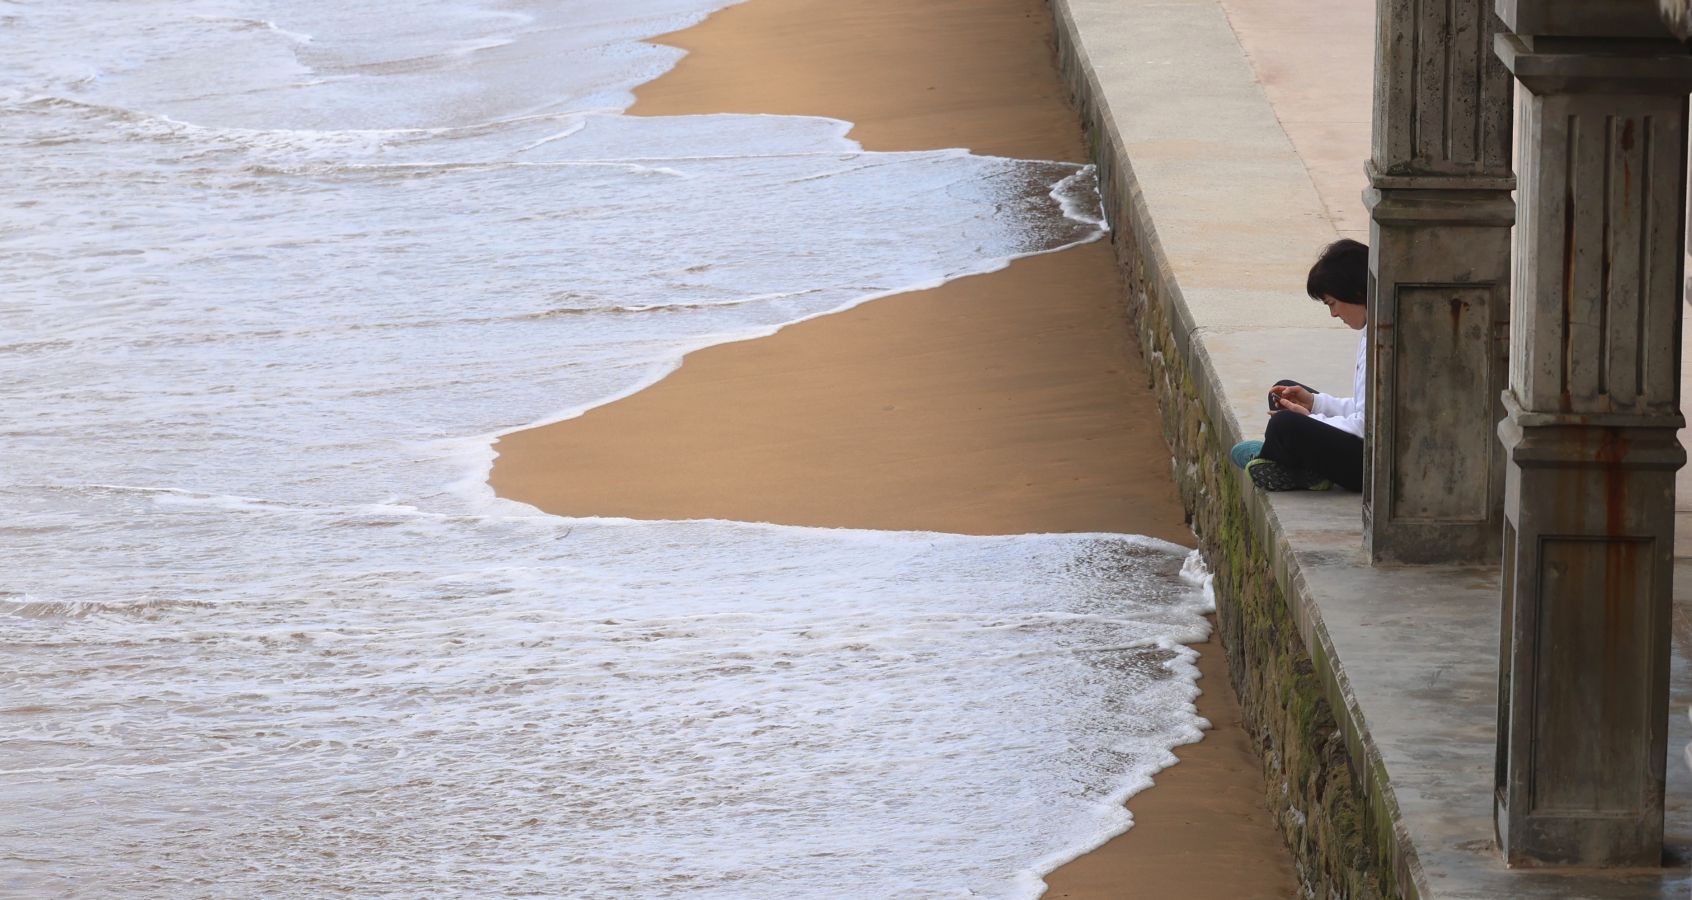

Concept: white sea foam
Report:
left=0, top=1, right=1209, bottom=896
left=1180, top=548, right=1220, bottom=615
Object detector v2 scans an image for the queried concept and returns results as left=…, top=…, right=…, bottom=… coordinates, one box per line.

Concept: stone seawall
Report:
left=1046, top=3, right=1395, bottom=896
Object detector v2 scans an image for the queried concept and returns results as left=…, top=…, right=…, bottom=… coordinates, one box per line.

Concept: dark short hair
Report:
left=1306, top=239, right=1369, bottom=305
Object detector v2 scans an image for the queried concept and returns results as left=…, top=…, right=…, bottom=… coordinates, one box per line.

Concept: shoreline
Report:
left=490, top=0, right=1296, bottom=894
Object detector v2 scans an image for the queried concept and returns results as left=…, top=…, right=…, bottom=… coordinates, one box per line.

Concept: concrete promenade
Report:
left=1049, top=0, right=1692, bottom=896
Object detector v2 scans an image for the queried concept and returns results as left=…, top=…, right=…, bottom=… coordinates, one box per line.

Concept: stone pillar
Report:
left=1492, top=0, right=1692, bottom=867
left=1364, top=0, right=1516, bottom=564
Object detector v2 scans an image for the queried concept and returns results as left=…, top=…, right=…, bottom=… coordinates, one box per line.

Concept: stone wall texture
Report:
left=1047, top=3, right=1399, bottom=896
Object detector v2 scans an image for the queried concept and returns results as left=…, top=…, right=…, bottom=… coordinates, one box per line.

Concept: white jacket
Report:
left=1309, top=331, right=1365, bottom=438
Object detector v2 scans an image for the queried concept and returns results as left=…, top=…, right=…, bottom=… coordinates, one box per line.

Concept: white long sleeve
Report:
left=1309, top=331, right=1365, bottom=437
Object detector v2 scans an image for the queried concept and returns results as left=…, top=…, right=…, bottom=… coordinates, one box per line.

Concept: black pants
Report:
left=1261, top=380, right=1363, bottom=491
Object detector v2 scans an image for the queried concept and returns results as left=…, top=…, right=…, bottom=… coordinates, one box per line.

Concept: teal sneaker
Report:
left=1229, top=440, right=1264, bottom=469
left=1246, top=458, right=1332, bottom=492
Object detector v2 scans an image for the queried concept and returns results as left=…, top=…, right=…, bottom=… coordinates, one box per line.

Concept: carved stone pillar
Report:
left=1492, top=0, right=1692, bottom=867
left=1365, top=0, right=1516, bottom=564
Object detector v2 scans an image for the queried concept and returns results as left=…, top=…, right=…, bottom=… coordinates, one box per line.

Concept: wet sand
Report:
left=491, top=0, right=1296, bottom=895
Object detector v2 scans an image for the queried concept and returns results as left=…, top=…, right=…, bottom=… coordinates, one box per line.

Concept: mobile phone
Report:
left=1268, top=392, right=1281, bottom=411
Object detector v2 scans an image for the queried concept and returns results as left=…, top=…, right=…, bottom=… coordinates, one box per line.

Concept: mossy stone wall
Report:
left=1047, top=8, right=1402, bottom=896
left=1116, top=209, right=1392, bottom=900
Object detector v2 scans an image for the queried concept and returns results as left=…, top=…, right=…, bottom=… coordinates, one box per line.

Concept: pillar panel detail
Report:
left=1375, top=0, right=1514, bottom=175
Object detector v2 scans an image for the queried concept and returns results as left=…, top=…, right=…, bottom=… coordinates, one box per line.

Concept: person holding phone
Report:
left=1229, top=239, right=1368, bottom=491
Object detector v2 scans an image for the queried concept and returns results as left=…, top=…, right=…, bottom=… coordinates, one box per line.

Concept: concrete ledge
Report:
left=1048, top=0, right=1692, bottom=896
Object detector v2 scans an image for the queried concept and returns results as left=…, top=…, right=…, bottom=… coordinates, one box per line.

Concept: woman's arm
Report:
left=1311, top=393, right=1359, bottom=419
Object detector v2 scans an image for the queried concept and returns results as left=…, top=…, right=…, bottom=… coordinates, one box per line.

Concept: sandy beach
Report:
left=491, top=0, right=1296, bottom=895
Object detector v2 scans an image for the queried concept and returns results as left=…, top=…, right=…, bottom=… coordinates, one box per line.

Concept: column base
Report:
left=1362, top=183, right=1513, bottom=565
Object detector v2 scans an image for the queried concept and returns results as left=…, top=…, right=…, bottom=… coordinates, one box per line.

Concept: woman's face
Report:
left=1322, top=295, right=1368, bottom=331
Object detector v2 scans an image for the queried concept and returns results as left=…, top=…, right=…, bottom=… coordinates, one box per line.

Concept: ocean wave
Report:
left=0, top=0, right=1173, bottom=896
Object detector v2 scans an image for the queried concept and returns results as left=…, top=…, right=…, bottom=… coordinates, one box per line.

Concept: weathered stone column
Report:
left=1364, top=0, right=1516, bottom=564
left=1492, top=0, right=1692, bottom=867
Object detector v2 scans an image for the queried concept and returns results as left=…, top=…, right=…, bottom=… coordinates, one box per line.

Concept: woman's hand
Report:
left=1268, top=384, right=1314, bottom=416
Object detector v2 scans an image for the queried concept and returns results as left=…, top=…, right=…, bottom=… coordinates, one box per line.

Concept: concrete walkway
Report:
left=1049, top=0, right=1692, bottom=896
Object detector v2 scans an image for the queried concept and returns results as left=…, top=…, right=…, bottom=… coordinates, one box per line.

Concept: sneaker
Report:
left=1229, top=440, right=1264, bottom=469
left=1246, top=457, right=1332, bottom=492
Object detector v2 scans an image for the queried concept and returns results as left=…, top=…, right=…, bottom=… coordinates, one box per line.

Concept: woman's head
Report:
left=1306, top=238, right=1368, bottom=304
left=1306, top=238, right=1368, bottom=330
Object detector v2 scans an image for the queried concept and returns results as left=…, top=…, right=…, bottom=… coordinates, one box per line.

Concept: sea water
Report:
left=0, top=2, right=1214, bottom=896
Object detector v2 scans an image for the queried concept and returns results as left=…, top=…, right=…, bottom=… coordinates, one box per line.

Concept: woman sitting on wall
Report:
left=1229, top=238, right=1368, bottom=492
